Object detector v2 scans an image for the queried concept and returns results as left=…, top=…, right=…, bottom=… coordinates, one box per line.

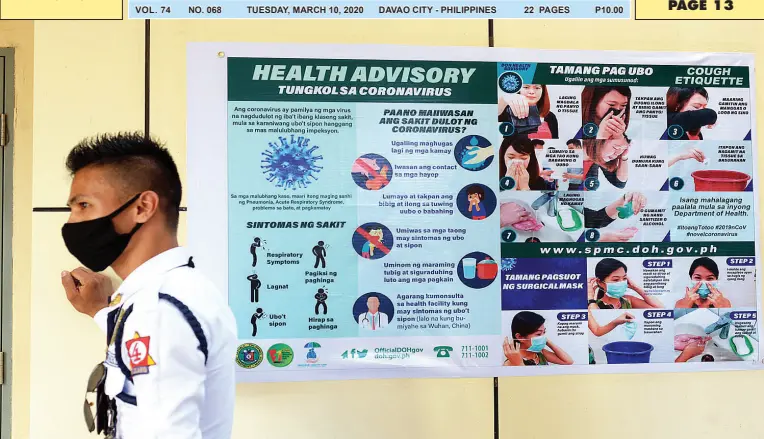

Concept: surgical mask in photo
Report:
left=623, top=321, right=638, bottom=340
left=526, top=335, right=548, bottom=353
left=605, top=280, right=628, bottom=299
left=688, top=280, right=718, bottom=299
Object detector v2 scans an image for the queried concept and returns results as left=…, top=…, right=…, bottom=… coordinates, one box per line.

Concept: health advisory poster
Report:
left=187, top=43, right=762, bottom=382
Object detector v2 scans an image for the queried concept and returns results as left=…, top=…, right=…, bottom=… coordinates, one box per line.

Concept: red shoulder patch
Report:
left=125, top=332, right=156, bottom=375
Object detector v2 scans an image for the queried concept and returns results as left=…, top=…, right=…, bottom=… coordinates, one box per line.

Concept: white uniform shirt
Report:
left=94, top=247, right=237, bottom=439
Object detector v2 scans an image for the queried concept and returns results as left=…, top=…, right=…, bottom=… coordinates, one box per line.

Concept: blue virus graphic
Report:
left=261, top=135, right=323, bottom=190
left=498, top=72, right=522, bottom=94
left=501, top=258, right=517, bottom=271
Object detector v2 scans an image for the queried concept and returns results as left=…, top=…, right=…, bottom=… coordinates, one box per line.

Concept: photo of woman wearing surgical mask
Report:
left=502, top=311, right=573, bottom=366
left=499, top=135, right=553, bottom=191
left=498, top=84, right=559, bottom=139
left=666, top=87, right=717, bottom=140
left=581, top=86, right=631, bottom=140
left=588, top=258, right=663, bottom=309
left=565, top=138, right=631, bottom=190
left=674, top=257, right=731, bottom=309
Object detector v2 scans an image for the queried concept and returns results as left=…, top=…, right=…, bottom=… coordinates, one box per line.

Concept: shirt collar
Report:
left=115, top=246, right=192, bottom=301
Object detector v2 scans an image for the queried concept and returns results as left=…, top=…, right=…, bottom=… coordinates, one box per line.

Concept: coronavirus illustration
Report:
left=498, top=72, right=522, bottom=94
left=261, top=135, right=323, bottom=190
left=501, top=258, right=517, bottom=271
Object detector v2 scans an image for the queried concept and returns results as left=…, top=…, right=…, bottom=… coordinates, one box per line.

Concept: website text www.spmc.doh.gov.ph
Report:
left=538, top=243, right=721, bottom=257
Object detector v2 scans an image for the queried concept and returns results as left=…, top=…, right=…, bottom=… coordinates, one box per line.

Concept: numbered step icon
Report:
left=584, top=177, right=600, bottom=191
left=501, top=229, right=517, bottom=243
left=670, top=177, right=685, bottom=191
left=585, top=229, right=601, bottom=242
left=583, top=123, right=598, bottom=138
left=667, top=124, right=685, bottom=140
left=500, top=176, right=516, bottom=191
left=499, top=122, right=516, bottom=137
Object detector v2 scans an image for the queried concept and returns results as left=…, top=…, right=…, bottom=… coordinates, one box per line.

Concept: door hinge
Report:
left=0, top=113, right=7, bottom=147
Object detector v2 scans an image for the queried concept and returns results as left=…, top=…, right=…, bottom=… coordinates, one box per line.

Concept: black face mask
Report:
left=61, top=194, right=143, bottom=272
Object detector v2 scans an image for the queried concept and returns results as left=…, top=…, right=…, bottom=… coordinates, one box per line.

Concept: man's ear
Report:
left=135, top=191, right=160, bottom=223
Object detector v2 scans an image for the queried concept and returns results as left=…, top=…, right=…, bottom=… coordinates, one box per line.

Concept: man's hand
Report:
left=61, top=268, right=114, bottom=317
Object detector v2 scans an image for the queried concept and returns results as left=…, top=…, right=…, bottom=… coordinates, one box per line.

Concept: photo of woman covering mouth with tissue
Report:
left=581, top=86, right=631, bottom=140
left=502, top=311, right=574, bottom=366
left=674, top=257, right=732, bottom=309
left=499, top=135, right=553, bottom=191
left=587, top=258, right=664, bottom=310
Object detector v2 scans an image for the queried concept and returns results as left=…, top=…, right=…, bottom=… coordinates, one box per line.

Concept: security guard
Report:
left=59, top=133, right=237, bottom=438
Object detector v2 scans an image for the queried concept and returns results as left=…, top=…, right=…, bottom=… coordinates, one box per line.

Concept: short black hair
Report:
left=566, top=139, right=581, bottom=147
left=530, top=139, right=545, bottom=147
left=595, top=258, right=628, bottom=280
left=66, top=132, right=182, bottom=230
left=511, top=311, right=545, bottom=339
left=689, top=257, right=719, bottom=278
left=467, top=185, right=484, bottom=198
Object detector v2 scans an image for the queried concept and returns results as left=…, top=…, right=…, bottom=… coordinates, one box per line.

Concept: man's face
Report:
left=66, top=166, right=135, bottom=234
left=367, top=297, right=380, bottom=312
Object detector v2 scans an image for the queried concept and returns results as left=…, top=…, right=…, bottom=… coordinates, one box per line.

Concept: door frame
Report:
left=0, top=47, right=14, bottom=439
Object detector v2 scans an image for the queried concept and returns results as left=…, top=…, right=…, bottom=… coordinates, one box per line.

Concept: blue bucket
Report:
left=602, top=341, right=654, bottom=364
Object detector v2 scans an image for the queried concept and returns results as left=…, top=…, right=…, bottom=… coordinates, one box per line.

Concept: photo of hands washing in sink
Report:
left=587, top=258, right=664, bottom=310
left=667, top=141, right=752, bottom=192
left=500, top=191, right=584, bottom=242
left=671, top=256, right=756, bottom=309
left=665, top=86, right=751, bottom=141
left=587, top=309, right=674, bottom=364
left=673, top=308, right=759, bottom=363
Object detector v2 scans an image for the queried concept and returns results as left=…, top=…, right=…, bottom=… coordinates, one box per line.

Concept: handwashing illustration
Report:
left=500, top=191, right=583, bottom=242
left=673, top=309, right=759, bottom=362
